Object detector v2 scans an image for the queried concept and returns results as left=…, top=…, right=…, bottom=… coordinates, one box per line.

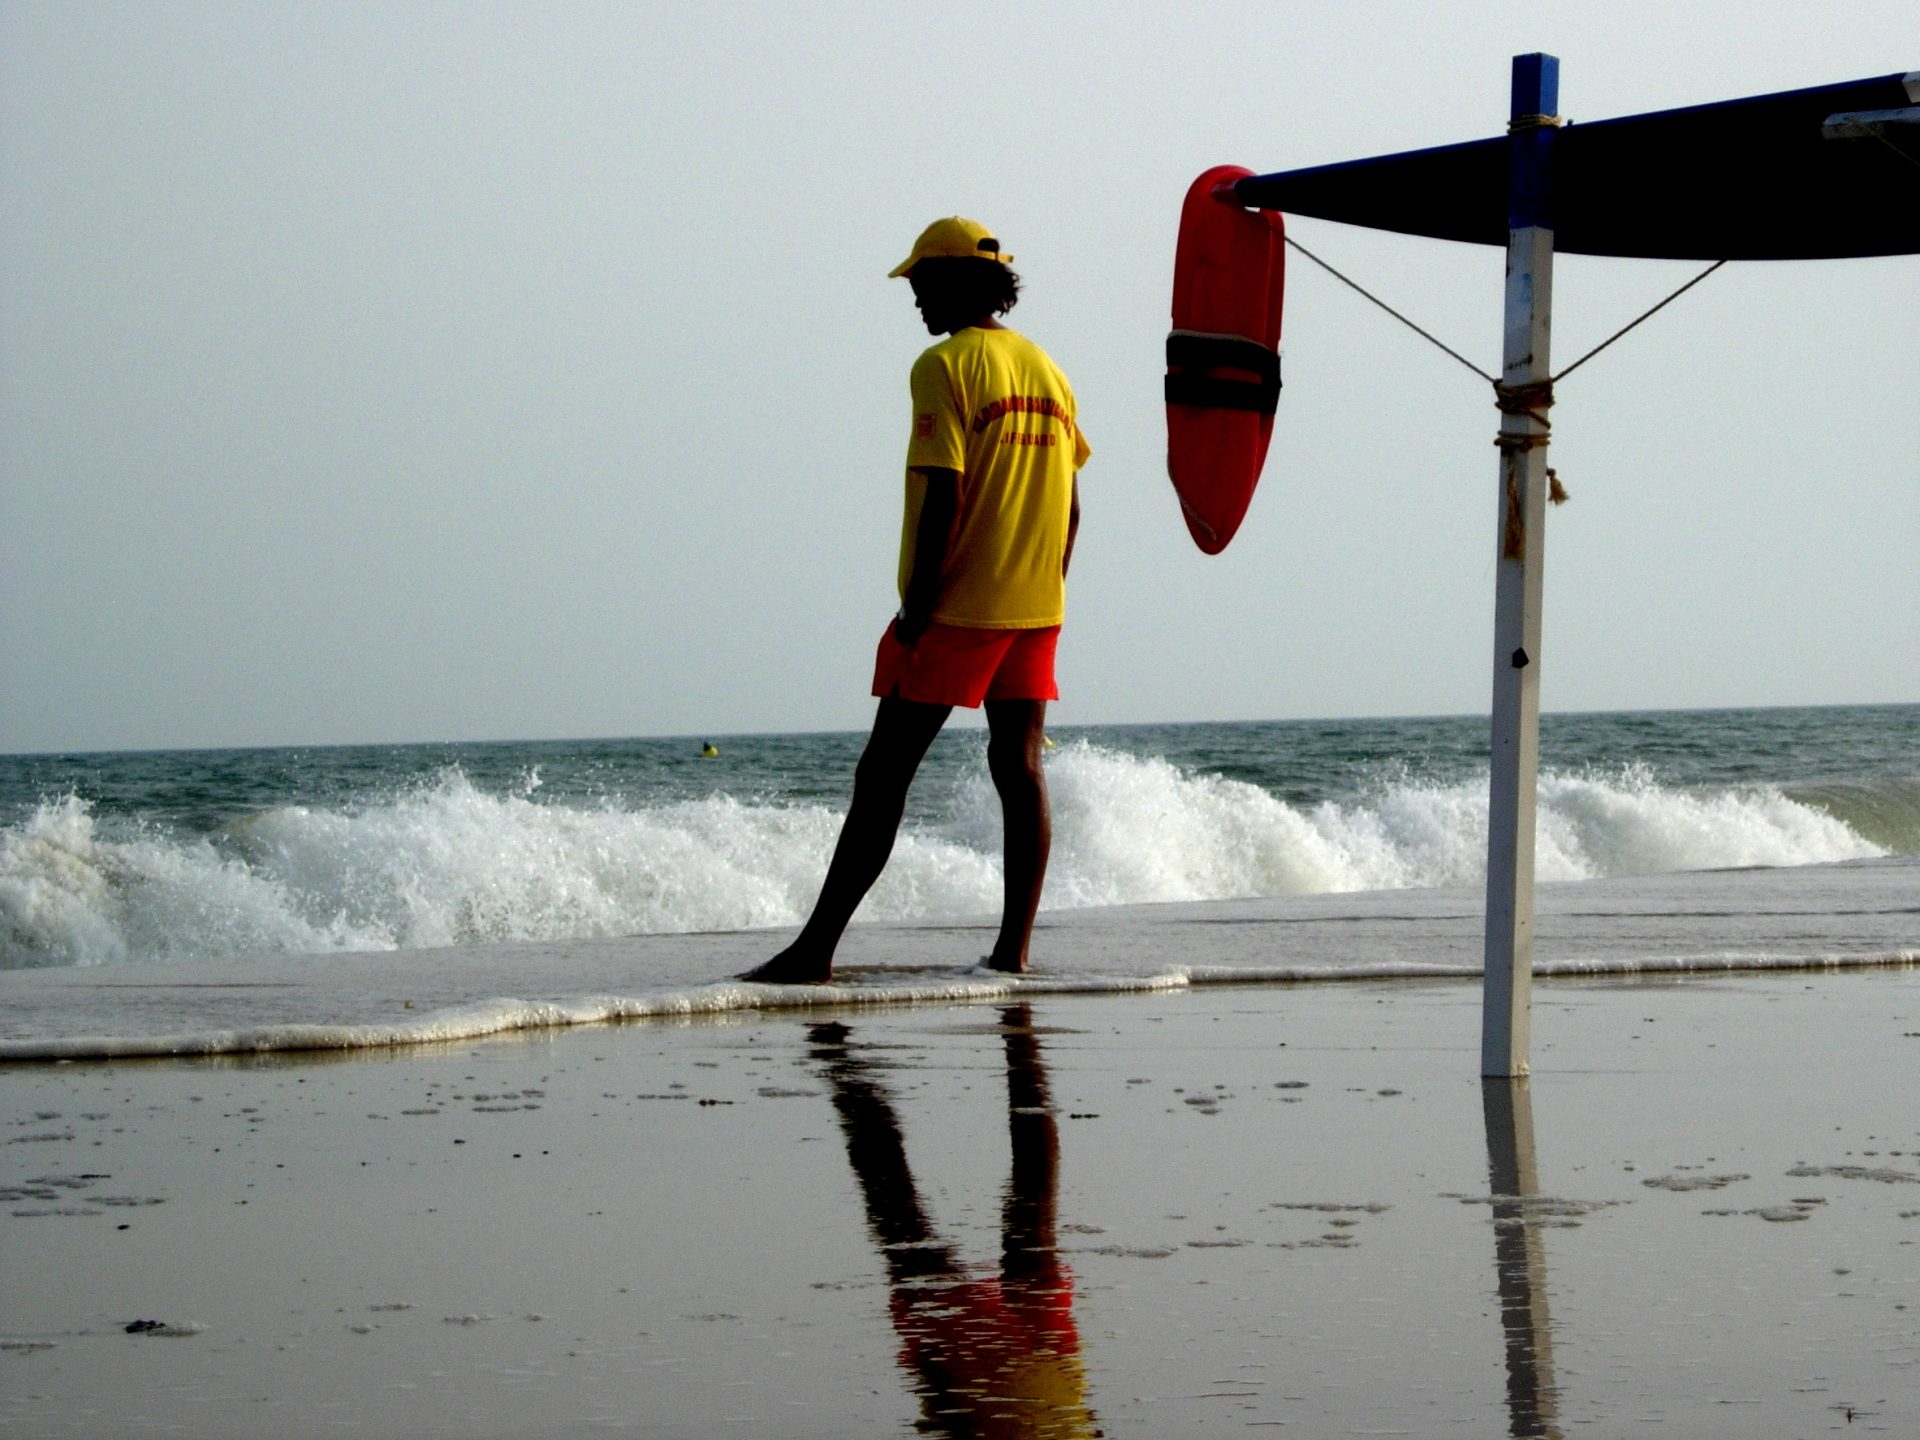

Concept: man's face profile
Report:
left=908, top=268, right=967, bottom=335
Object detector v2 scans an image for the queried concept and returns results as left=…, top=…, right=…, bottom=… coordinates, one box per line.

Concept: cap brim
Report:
left=888, top=251, right=1013, bottom=278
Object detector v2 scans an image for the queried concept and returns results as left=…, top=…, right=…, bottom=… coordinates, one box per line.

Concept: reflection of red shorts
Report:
left=872, top=622, right=1060, bottom=708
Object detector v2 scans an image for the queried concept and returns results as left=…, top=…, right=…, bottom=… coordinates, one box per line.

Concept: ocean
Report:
left=2, top=704, right=1914, bottom=1057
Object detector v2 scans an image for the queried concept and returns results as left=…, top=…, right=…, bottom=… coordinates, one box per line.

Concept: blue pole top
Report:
left=1508, top=53, right=1559, bottom=232
left=1510, top=52, right=1560, bottom=122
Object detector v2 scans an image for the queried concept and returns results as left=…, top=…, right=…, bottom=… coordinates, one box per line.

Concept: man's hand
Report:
left=893, top=607, right=933, bottom=648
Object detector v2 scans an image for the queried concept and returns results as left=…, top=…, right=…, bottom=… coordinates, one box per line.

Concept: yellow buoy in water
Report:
left=700, top=742, right=719, bottom=758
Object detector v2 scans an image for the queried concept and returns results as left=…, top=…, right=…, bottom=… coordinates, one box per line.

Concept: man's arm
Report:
left=896, top=467, right=959, bottom=646
left=1062, top=475, right=1081, bottom=579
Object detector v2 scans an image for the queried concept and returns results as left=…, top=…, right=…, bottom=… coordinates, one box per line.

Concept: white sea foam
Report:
left=0, top=795, right=376, bottom=967
left=5, top=950, right=1914, bottom=1062
left=4, top=855, right=1913, bottom=1060
left=0, top=747, right=1888, bottom=970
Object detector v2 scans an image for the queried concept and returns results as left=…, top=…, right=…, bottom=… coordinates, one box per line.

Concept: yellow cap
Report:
left=888, top=217, right=1012, bottom=278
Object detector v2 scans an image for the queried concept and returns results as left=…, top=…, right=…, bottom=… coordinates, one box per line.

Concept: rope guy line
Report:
left=1282, top=228, right=1729, bottom=511
left=1284, top=230, right=1729, bottom=389
left=1550, top=259, right=1728, bottom=384
left=1282, top=232, right=1496, bottom=383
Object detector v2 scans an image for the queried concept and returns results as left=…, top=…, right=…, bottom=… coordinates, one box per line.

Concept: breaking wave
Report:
left=0, top=745, right=1889, bottom=970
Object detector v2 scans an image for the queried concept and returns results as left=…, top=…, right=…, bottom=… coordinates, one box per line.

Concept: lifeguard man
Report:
left=743, top=218, right=1089, bottom=983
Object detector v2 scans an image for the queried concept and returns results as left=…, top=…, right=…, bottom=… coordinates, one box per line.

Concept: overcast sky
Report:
left=2, top=1, right=1914, bottom=753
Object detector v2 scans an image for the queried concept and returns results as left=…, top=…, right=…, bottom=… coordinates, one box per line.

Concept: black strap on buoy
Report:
left=1164, top=329, right=1282, bottom=414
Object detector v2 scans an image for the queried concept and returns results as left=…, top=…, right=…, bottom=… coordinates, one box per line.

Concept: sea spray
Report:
left=224, top=777, right=844, bottom=946
left=0, top=795, right=372, bottom=967
left=1534, top=764, right=1884, bottom=876
left=2, top=741, right=1889, bottom=970
left=1016, top=744, right=1364, bottom=903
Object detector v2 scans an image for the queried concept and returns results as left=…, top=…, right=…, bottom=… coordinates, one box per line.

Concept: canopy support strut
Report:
left=1482, top=54, right=1558, bottom=1078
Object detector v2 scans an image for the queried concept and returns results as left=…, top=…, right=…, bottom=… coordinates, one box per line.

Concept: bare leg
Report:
left=739, top=697, right=951, bottom=983
left=808, top=1022, right=959, bottom=1281
left=983, top=698, right=1050, bottom=974
left=999, top=1003, right=1061, bottom=1275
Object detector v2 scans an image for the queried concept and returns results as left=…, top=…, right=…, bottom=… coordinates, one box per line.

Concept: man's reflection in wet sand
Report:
left=808, top=1004, right=1100, bottom=1438
left=1483, top=1078, right=1563, bottom=1440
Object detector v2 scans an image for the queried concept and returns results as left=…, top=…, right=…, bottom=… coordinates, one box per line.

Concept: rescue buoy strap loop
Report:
left=1166, top=330, right=1281, bottom=386
left=1165, top=371, right=1281, bottom=415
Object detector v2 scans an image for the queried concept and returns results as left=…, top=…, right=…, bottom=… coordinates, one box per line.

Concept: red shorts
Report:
left=872, top=621, right=1060, bottom=708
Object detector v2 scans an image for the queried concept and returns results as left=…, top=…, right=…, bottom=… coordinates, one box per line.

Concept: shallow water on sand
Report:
left=4, top=971, right=1916, bottom=1437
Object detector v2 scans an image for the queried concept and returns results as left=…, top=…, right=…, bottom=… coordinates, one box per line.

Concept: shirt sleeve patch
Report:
left=915, top=412, right=936, bottom=440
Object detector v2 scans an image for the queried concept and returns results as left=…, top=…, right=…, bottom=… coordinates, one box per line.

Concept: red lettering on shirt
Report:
left=971, top=395, right=1072, bottom=434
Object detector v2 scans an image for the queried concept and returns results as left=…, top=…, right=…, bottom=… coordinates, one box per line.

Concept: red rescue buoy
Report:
left=1166, top=166, right=1286, bottom=554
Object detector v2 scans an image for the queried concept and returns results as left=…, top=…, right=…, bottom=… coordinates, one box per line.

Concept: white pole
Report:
left=1484, top=1079, right=1560, bottom=1430
left=1483, top=54, right=1559, bottom=1079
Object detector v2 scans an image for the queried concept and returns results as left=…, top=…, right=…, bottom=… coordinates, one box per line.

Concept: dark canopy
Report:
left=1233, top=72, right=1919, bottom=260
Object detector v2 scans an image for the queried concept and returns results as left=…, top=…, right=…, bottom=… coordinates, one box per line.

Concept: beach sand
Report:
left=5, top=960, right=1917, bottom=1436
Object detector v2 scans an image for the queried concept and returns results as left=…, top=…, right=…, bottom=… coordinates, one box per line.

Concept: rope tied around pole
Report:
left=1492, top=378, right=1568, bottom=496
left=1493, top=377, right=1554, bottom=433
left=1492, top=379, right=1565, bottom=557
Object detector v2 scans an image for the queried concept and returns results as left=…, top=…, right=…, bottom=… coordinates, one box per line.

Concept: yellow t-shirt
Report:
left=899, top=327, right=1090, bottom=629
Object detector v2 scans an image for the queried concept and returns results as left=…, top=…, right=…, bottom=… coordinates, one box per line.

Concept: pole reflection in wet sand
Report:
left=1483, top=1078, right=1563, bottom=1439
left=808, top=1004, right=1100, bottom=1439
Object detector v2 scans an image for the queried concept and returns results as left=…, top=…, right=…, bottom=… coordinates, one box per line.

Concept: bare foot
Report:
left=981, top=948, right=1029, bottom=975
left=738, top=944, right=834, bottom=985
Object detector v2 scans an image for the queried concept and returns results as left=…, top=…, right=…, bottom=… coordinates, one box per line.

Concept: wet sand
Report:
left=5, top=966, right=1918, bottom=1437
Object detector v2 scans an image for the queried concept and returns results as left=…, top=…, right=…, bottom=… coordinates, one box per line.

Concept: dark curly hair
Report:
left=908, top=256, right=1022, bottom=317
